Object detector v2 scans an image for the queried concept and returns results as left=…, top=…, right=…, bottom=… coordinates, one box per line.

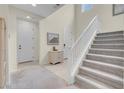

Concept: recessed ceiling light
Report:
left=32, top=4, right=37, bottom=7
left=26, top=16, right=31, bottom=19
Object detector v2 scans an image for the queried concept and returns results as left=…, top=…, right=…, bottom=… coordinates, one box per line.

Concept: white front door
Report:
left=17, top=19, right=34, bottom=63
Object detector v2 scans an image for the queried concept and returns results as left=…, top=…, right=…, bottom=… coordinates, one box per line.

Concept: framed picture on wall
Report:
left=113, top=4, right=124, bottom=16
left=47, top=32, right=59, bottom=45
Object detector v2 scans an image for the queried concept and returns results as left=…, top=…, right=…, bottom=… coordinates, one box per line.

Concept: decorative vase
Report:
left=53, top=46, right=57, bottom=51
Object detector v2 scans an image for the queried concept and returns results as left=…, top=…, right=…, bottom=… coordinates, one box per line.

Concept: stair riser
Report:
left=93, top=40, right=124, bottom=44
left=95, top=35, right=124, bottom=40
left=79, top=69, right=123, bottom=88
left=91, top=45, right=124, bottom=50
left=86, top=55, right=124, bottom=66
left=83, top=61, right=123, bottom=77
left=75, top=77, right=98, bottom=89
left=97, top=31, right=123, bottom=36
left=89, top=49, right=124, bottom=57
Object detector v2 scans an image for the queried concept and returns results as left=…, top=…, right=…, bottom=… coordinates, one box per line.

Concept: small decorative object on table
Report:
left=53, top=46, right=58, bottom=51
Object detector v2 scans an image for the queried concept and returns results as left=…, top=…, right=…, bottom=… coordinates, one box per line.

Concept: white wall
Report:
left=75, top=4, right=100, bottom=38
left=39, top=5, right=76, bottom=65
left=75, top=4, right=124, bottom=38
left=0, top=5, right=8, bottom=19
left=98, top=4, right=124, bottom=32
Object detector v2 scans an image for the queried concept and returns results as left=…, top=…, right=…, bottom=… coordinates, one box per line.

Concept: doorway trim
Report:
left=0, top=17, right=7, bottom=88
left=16, top=17, right=40, bottom=66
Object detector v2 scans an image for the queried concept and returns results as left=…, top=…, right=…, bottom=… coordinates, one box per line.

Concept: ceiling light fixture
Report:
left=32, top=4, right=37, bottom=7
left=26, top=16, right=31, bottom=19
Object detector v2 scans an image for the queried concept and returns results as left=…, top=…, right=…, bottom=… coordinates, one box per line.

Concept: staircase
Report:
left=75, top=31, right=124, bottom=89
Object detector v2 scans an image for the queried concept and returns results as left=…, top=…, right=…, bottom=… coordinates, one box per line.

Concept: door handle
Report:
left=19, top=45, right=21, bottom=49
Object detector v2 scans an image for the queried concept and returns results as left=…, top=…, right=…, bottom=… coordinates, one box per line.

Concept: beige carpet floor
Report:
left=9, top=64, right=78, bottom=89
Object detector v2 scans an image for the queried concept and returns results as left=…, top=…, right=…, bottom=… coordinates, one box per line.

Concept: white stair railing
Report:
left=68, top=16, right=101, bottom=83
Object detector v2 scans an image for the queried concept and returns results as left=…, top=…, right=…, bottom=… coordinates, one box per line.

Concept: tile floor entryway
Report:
left=9, top=62, right=78, bottom=89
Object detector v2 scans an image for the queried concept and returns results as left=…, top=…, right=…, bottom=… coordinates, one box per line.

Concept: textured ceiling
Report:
left=12, top=4, right=64, bottom=17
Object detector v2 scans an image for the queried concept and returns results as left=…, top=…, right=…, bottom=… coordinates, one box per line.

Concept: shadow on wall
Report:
left=41, top=52, right=49, bottom=65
